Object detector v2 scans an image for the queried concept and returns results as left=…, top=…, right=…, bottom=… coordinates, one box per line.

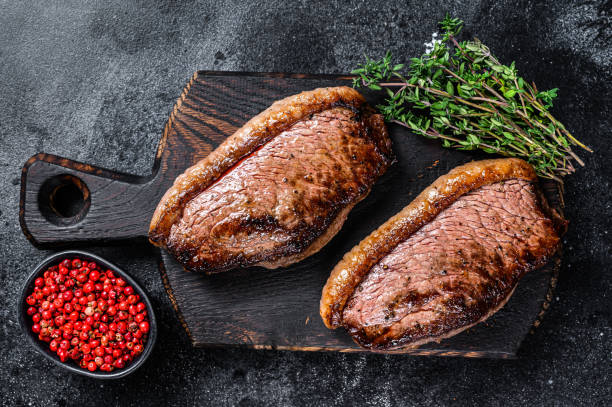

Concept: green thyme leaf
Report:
left=351, top=15, right=591, bottom=181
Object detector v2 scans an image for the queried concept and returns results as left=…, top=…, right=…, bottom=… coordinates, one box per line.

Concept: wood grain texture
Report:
left=19, top=72, right=563, bottom=357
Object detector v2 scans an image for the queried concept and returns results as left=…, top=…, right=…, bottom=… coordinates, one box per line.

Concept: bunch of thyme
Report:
left=352, top=15, right=591, bottom=181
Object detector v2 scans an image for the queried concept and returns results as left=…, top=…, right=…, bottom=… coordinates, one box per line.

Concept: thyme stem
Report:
left=350, top=14, right=591, bottom=180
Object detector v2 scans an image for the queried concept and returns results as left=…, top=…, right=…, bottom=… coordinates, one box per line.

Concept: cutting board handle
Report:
left=19, top=153, right=162, bottom=247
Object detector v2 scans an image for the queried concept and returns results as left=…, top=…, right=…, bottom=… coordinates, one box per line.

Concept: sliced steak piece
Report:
left=149, top=87, right=393, bottom=273
left=320, top=158, right=566, bottom=350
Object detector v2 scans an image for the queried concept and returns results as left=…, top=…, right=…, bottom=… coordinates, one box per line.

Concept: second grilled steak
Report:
left=150, top=87, right=393, bottom=273
left=320, top=158, right=566, bottom=350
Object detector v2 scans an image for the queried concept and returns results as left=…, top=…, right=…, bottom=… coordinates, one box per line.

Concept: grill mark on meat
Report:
left=320, top=158, right=566, bottom=350
left=151, top=87, right=393, bottom=273
left=341, top=179, right=561, bottom=349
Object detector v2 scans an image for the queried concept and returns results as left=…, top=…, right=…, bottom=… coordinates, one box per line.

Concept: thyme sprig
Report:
left=352, top=15, right=591, bottom=181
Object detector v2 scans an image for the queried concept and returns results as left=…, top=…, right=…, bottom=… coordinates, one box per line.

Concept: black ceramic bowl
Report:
left=19, top=250, right=157, bottom=379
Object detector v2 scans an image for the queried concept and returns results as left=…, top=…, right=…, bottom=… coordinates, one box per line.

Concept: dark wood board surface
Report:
left=20, top=72, right=562, bottom=358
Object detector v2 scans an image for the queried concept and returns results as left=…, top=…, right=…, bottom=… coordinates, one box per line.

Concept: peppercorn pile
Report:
left=25, top=258, right=150, bottom=373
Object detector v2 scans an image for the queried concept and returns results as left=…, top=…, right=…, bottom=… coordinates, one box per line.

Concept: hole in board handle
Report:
left=37, top=174, right=91, bottom=226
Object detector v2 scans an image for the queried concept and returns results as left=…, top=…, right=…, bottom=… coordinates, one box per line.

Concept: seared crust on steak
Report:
left=320, top=158, right=566, bottom=349
left=149, top=87, right=393, bottom=273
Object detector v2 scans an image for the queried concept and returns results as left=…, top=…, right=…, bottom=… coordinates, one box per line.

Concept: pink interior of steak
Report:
left=342, top=179, right=559, bottom=346
left=168, top=107, right=388, bottom=269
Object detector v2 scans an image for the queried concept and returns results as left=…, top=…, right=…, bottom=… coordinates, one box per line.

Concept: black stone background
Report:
left=0, top=1, right=610, bottom=406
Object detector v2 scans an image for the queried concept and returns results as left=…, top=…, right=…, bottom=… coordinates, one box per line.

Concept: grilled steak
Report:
left=149, top=87, right=393, bottom=273
left=320, top=158, right=566, bottom=350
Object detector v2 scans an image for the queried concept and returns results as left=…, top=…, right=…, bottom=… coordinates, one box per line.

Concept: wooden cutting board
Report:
left=19, top=72, right=562, bottom=358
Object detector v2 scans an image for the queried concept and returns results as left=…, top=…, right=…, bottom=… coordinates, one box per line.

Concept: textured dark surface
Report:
left=0, top=0, right=610, bottom=405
